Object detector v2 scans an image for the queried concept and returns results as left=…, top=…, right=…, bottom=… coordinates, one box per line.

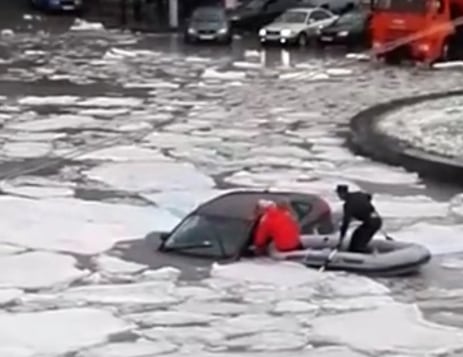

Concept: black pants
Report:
left=349, top=217, right=382, bottom=253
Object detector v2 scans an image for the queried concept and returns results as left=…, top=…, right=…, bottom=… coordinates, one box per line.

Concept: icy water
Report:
left=0, top=9, right=463, bottom=357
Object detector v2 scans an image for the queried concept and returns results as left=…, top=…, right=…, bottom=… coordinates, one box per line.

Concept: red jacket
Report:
left=253, top=206, right=301, bottom=252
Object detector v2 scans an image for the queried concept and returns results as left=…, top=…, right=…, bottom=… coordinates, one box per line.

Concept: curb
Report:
left=347, top=89, right=463, bottom=184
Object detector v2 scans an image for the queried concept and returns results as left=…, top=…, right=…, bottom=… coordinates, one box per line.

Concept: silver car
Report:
left=258, top=7, right=338, bottom=46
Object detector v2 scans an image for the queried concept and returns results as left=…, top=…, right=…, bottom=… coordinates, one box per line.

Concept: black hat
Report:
left=336, top=184, right=348, bottom=194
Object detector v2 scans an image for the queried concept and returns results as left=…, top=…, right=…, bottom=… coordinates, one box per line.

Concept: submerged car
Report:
left=31, top=0, right=83, bottom=12
left=184, top=6, right=232, bottom=44
left=146, top=189, right=431, bottom=276
left=316, top=10, right=371, bottom=47
left=259, top=7, right=337, bottom=46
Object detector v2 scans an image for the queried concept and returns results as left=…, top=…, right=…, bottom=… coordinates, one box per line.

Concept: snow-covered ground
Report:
left=376, top=95, right=463, bottom=159
left=0, top=16, right=463, bottom=357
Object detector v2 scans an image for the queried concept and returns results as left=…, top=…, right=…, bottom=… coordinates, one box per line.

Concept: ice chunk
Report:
left=433, top=61, right=463, bottom=69
left=2, top=142, right=52, bottom=158
left=174, top=301, right=248, bottom=316
left=220, top=331, right=310, bottom=351
left=126, top=311, right=219, bottom=327
left=80, top=145, right=171, bottom=162
left=311, top=303, right=463, bottom=355
left=346, top=53, right=370, bottom=61
left=233, top=61, right=262, bottom=69
left=391, top=222, right=463, bottom=255
left=0, top=182, right=73, bottom=198
left=273, top=300, right=319, bottom=314
left=6, top=115, right=99, bottom=132
left=70, top=19, right=104, bottom=31
left=84, top=162, right=215, bottom=192
left=141, top=325, right=226, bottom=345
left=0, top=196, right=179, bottom=254
left=1, top=29, right=14, bottom=37
left=0, top=346, right=35, bottom=357
left=0, top=308, right=132, bottom=355
left=5, top=131, right=66, bottom=142
left=0, top=251, right=87, bottom=290
left=441, top=257, right=463, bottom=270
left=317, top=295, right=395, bottom=313
left=79, top=108, right=130, bottom=118
left=77, top=97, right=143, bottom=107
left=202, top=68, right=246, bottom=80
left=76, top=339, right=178, bottom=357
left=59, top=281, right=179, bottom=306
left=96, top=255, right=147, bottom=275
left=139, top=266, right=181, bottom=281
left=17, top=96, right=79, bottom=106
left=0, top=289, right=23, bottom=305
left=326, top=68, right=352, bottom=76
left=373, top=194, right=449, bottom=218
left=0, top=244, right=25, bottom=256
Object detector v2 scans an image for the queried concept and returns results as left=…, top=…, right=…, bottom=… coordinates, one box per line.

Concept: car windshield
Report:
left=243, top=0, right=265, bottom=10
left=163, top=214, right=251, bottom=258
left=334, top=12, right=364, bottom=25
left=193, top=8, right=225, bottom=21
left=276, top=10, right=308, bottom=23
left=375, top=0, right=426, bottom=12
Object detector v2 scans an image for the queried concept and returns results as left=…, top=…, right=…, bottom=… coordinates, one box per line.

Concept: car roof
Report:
left=195, top=190, right=325, bottom=220
left=284, top=7, right=314, bottom=12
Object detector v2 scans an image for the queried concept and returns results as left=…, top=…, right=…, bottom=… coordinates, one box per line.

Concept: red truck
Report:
left=369, top=0, right=463, bottom=64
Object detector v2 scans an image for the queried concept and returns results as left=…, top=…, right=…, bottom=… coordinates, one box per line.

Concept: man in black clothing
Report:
left=335, top=184, right=382, bottom=253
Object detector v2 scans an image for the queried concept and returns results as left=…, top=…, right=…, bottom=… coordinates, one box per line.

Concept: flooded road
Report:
left=0, top=7, right=463, bottom=357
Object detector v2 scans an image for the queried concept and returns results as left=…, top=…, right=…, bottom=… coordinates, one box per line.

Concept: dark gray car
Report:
left=184, top=6, right=233, bottom=44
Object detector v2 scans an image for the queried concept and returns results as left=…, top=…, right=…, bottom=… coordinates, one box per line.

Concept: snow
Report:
left=76, top=339, right=178, bottom=357
left=310, top=303, right=463, bottom=355
left=2, top=142, right=52, bottom=158
left=0, top=308, right=132, bottom=355
left=0, top=196, right=179, bottom=254
left=84, top=162, right=215, bottom=192
left=0, top=251, right=87, bottom=290
left=390, top=222, right=463, bottom=255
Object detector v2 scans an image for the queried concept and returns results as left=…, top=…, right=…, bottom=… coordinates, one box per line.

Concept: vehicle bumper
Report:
left=187, top=32, right=231, bottom=42
left=317, top=33, right=351, bottom=45
left=259, top=35, right=298, bottom=45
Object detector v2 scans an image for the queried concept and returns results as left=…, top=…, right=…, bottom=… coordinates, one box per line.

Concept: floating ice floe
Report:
left=0, top=289, right=23, bottom=305
left=78, top=108, right=131, bottom=118
left=0, top=244, right=24, bottom=256
left=84, top=162, right=215, bottom=193
left=95, top=255, right=147, bottom=275
left=77, top=97, right=143, bottom=108
left=233, top=61, right=262, bottom=69
left=202, top=68, right=246, bottom=80
left=173, top=301, right=248, bottom=316
left=17, top=96, right=79, bottom=106
left=220, top=331, right=311, bottom=351
left=126, top=310, right=220, bottom=327
left=0, top=196, right=179, bottom=254
left=390, top=222, right=463, bottom=255
left=345, top=53, right=370, bottom=61
left=433, top=61, right=463, bottom=69
left=325, top=68, right=353, bottom=76
left=440, top=257, right=463, bottom=270
left=0, top=251, right=87, bottom=290
left=76, top=339, right=178, bottom=357
left=6, top=114, right=100, bottom=132
left=5, top=131, right=67, bottom=142
left=1, top=142, right=53, bottom=159
left=70, top=19, right=104, bottom=31
left=0, top=308, right=132, bottom=355
left=1, top=29, right=14, bottom=37
left=373, top=194, right=449, bottom=219
left=140, top=325, right=226, bottom=346
left=0, top=182, right=74, bottom=199
left=80, top=145, right=171, bottom=162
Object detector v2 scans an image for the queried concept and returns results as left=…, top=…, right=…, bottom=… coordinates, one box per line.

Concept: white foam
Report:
left=17, top=96, right=79, bottom=106
left=0, top=251, right=87, bottom=290
left=76, top=339, right=178, bottom=357
left=84, top=162, right=215, bottom=193
left=70, top=19, right=105, bottom=31
left=391, top=222, right=463, bottom=255
left=0, top=289, right=23, bottom=305
left=2, top=142, right=52, bottom=158
left=77, top=97, right=143, bottom=107
left=0, top=308, right=131, bottom=355
left=6, top=115, right=99, bottom=132
left=80, top=145, right=170, bottom=162
left=95, top=255, right=147, bottom=275
left=126, top=310, right=219, bottom=327
left=311, top=303, right=463, bottom=355
left=0, top=196, right=179, bottom=254
left=59, top=281, right=179, bottom=306
left=373, top=194, right=449, bottom=219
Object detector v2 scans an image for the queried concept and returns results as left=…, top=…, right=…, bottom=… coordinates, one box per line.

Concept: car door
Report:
left=306, top=9, right=335, bottom=35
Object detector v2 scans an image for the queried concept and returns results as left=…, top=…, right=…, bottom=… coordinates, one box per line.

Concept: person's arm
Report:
left=253, top=214, right=271, bottom=250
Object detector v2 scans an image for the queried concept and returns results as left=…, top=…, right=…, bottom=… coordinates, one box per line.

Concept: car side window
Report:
left=290, top=201, right=312, bottom=223
left=310, top=10, right=329, bottom=21
left=265, top=0, right=289, bottom=12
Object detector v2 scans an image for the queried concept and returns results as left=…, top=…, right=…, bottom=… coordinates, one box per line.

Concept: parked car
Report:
left=298, top=0, right=362, bottom=14
left=316, top=10, right=371, bottom=48
left=184, top=6, right=232, bottom=44
left=227, top=0, right=302, bottom=31
left=259, top=7, right=337, bottom=46
left=31, top=0, right=83, bottom=12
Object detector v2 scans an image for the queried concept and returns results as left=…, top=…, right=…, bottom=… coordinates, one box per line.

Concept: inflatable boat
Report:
left=269, top=235, right=431, bottom=276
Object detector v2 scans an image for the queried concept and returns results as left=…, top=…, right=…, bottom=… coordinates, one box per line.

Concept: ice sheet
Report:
left=0, top=196, right=179, bottom=254
left=391, top=222, right=463, bottom=255
left=76, top=339, right=178, bottom=357
left=80, top=145, right=171, bottom=162
left=84, top=162, right=215, bottom=192
left=2, top=142, right=52, bottom=158
left=0, top=308, right=132, bottom=355
left=0, top=251, right=87, bottom=290
left=311, top=303, right=463, bottom=355
left=126, top=310, right=220, bottom=327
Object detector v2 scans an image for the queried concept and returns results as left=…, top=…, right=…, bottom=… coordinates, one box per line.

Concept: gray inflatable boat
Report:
left=269, top=235, right=431, bottom=276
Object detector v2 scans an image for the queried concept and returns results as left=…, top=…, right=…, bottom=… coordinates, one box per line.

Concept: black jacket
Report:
left=340, top=191, right=377, bottom=238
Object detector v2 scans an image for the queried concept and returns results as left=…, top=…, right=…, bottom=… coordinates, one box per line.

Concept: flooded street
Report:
left=1, top=7, right=463, bottom=357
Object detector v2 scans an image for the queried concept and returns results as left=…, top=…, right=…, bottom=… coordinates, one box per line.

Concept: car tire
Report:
left=296, top=33, right=308, bottom=47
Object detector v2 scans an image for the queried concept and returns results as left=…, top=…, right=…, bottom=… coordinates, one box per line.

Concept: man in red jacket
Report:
left=253, top=199, right=302, bottom=254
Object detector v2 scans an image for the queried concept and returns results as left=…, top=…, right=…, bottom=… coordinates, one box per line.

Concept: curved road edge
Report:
left=347, top=89, right=463, bottom=184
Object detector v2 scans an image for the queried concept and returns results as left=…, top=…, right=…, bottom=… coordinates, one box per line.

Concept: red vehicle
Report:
left=370, top=0, right=463, bottom=64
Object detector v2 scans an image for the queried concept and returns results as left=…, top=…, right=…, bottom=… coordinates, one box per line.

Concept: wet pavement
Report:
left=0, top=7, right=463, bottom=357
